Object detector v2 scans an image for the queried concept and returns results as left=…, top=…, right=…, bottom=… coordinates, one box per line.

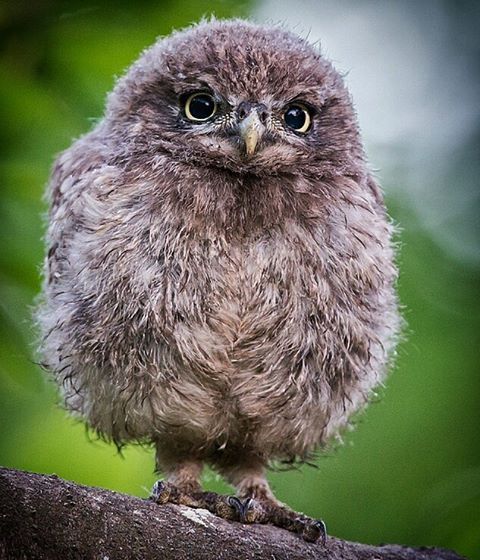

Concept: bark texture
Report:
left=0, top=467, right=467, bottom=560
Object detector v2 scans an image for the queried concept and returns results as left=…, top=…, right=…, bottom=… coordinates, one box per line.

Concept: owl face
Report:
left=107, top=20, right=362, bottom=178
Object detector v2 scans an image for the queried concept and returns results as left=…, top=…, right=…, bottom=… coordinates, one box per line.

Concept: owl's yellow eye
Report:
left=283, top=104, right=312, bottom=133
left=184, top=92, right=217, bottom=122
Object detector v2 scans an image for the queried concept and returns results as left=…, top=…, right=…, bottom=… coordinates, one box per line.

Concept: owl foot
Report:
left=151, top=480, right=238, bottom=520
left=151, top=481, right=326, bottom=544
left=234, top=497, right=327, bottom=544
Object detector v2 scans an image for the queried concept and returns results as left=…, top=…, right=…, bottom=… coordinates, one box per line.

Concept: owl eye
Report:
left=283, top=104, right=312, bottom=133
left=184, top=92, right=217, bottom=122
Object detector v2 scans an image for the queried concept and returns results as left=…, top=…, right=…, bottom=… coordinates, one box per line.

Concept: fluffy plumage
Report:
left=38, top=19, right=400, bottom=539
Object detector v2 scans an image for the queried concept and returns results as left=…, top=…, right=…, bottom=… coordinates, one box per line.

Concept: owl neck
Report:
left=159, top=164, right=332, bottom=239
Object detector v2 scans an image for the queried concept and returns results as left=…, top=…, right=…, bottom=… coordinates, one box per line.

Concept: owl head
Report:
left=105, top=19, right=364, bottom=180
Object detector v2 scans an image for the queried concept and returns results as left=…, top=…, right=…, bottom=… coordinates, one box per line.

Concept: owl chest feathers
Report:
left=77, top=211, right=330, bottom=446
left=51, top=169, right=395, bottom=454
left=125, top=221, right=333, bottom=453
left=144, top=221, right=325, bottom=391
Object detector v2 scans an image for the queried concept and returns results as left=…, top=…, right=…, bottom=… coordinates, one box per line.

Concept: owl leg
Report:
left=223, top=463, right=327, bottom=544
left=150, top=457, right=238, bottom=521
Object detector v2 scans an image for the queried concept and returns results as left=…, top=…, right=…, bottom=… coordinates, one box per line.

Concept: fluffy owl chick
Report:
left=38, top=19, right=400, bottom=542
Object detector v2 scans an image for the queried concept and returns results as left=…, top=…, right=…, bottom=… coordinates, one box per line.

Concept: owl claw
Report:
left=227, top=495, right=243, bottom=513
left=228, top=496, right=263, bottom=523
left=241, top=497, right=261, bottom=523
left=150, top=480, right=171, bottom=504
left=301, top=519, right=327, bottom=544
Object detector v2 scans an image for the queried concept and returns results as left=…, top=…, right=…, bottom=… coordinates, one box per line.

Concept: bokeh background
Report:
left=1, top=1, right=479, bottom=558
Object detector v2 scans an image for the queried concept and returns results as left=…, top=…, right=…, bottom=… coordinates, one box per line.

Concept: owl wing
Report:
left=45, top=130, right=109, bottom=287
left=366, top=174, right=386, bottom=210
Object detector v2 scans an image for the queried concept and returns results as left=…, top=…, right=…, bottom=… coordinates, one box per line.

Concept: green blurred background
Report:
left=1, top=1, right=479, bottom=558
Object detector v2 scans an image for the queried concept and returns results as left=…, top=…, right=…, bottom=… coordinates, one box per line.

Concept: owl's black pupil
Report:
left=189, top=94, right=215, bottom=120
left=284, top=106, right=307, bottom=130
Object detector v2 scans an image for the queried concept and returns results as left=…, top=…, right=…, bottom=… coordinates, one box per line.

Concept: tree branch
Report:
left=0, top=467, right=466, bottom=560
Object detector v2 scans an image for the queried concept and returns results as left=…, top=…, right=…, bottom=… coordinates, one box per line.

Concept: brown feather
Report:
left=37, top=19, right=400, bottom=477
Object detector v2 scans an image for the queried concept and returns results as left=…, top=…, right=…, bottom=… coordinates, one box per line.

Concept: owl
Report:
left=38, top=19, right=400, bottom=543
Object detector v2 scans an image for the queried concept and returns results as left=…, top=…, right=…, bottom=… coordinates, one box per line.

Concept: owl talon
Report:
left=302, top=519, right=327, bottom=544
left=290, top=516, right=327, bottom=544
left=227, top=495, right=243, bottom=513
left=228, top=496, right=262, bottom=523
left=241, top=498, right=264, bottom=523
left=150, top=480, right=172, bottom=504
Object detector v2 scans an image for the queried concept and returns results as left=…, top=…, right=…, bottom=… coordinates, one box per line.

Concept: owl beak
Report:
left=238, top=111, right=265, bottom=156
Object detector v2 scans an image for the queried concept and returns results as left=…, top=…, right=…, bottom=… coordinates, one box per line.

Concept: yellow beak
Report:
left=238, top=111, right=265, bottom=156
